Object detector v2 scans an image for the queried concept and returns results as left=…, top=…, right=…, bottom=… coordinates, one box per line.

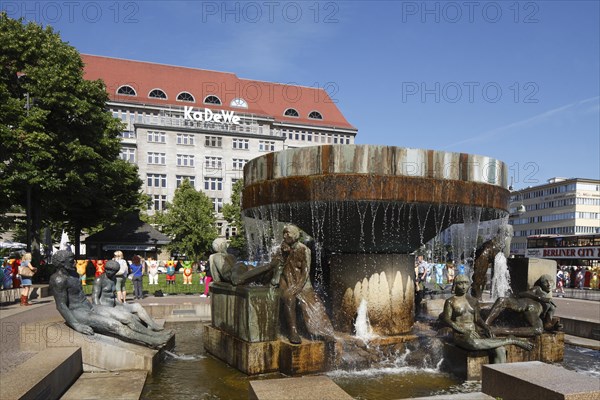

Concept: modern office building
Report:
left=81, top=55, right=357, bottom=237
left=508, top=178, right=600, bottom=256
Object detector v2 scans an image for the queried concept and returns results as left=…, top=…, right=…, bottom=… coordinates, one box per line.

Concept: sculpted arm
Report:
left=473, top=299, right=493, bottom=337
left=209, top=256, right=221, bottom=283
left=519, top=287, right=554, bottom=305
left=442, top=298, right=466, bottom=335
left=92, top=277, right=102, bottom=305
left=51, top=276, right=94, bottom=335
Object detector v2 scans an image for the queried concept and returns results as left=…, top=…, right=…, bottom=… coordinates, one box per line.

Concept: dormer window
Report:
left=177, top=92, right=195, bottom=102
left=230, top=98, right=248, bottom=108
left=284, top=108, right=299, bottom=117
left=149, top=89, right=167, bottom=99
left=308, top=111, right=323, bottom=120
left=117, top=85, right=136, bottom=96
left=204, top=95, right=221, bottom=105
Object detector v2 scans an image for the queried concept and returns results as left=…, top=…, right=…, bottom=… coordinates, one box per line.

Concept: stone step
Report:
left=61, top=370, right=147, bottom=400
left=0, top=347, right=82, bottom=400
left=20, top=320, right=174, bottom=373
left=249, top=376, right=353, bottom=400
left=482, top=361, right=600, bottom=400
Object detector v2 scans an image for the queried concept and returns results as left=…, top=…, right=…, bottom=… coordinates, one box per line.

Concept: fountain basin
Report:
left=243, top=145, right=509, bottom=254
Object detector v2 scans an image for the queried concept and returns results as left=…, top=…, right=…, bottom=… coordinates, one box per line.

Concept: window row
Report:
left=116, top=85, right=249, bottom=109
left=141, top=131, right=252, bottom=150
left=284, top=129, right=352, bottom=144
left=284, top=108, right=323, bottom=120
left=514, top=226, right=577, bottom=237
left=146, top=174, right=238, bottom=192
left=148, top=193, right=229, bottom=216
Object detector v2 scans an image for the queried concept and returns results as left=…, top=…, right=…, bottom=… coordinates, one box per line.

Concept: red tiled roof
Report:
left=81, top=54, right=356, bottom=131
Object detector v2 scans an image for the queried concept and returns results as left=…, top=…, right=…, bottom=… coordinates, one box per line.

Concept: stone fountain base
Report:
left=204, top=324, right=339, bottom=375
left=205, top=281, right=422, bottom=375
left=442, top=331, right=564, bottom=380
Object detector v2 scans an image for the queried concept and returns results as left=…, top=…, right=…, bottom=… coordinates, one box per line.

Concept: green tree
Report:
left=222, top=179, right=247, bottom=258
left=0, top=15, right=143, bottom=261
left=154, top=180, right=217, bottom=261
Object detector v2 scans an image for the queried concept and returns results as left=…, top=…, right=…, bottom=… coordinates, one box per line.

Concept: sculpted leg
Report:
left=282, top=293, right=301, bottom=344
left=123, top=303, right=164, bottom=331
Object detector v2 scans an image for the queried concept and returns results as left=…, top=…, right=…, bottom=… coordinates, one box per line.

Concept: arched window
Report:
left=117, top=85, right=136, bottom=96
left=308, top=111, right=323, bottom=120
left=230, top=98, right=248, bottom=108
left=284, top=108, right=299, bottom=117
left=177, top=92, right=195, bottom=102
left=204, top=95, right=221, bottom=105
left=148, top=89, right=167, bottom=99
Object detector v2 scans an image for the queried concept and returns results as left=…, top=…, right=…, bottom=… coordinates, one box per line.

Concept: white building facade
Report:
left=82, top=55, right=357, bottom=237
left=508, top=178, right=600, bottom=256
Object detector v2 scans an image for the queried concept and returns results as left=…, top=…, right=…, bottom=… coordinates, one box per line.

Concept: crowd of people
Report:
left=555, top=265, right=599, bottom=296
left=1, top=251, right=216, bottom=303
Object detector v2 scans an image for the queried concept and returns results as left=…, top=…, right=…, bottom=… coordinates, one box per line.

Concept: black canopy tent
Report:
left=84, top=214, right=170, bottom=260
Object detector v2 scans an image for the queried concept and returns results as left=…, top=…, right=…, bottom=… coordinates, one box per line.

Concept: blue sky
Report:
left=5, top=1, right=599, bottom=188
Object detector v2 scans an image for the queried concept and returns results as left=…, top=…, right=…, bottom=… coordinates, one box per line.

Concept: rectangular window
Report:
left=259, top=140, right=275, bottom=152
left=205, top=156, right=223, bottom=171
left=211, top=197, right=223, bottom=213
left=119, top=148, right=135, bottom=163
left=147, top=152, right=166, bottom=165
left=120, top=131, right=136, bottom=139
left=204, top=177, right=223, bottom=191
left=147, top=131, right=166, bottom=143
left=149, top=195, right=167, bottom=211
left=177, top=154, right=195, bottom=167
left=176, top=175, right=196, bottom=188
left=232, top=138, right=249, bottom=149
left=147, top=173, right=167, bottom=188
left=205, top=136, right=222, bottom=147
left=232, top=158, right=248, bottom=170
left=177, top=133, right=195, bottom=145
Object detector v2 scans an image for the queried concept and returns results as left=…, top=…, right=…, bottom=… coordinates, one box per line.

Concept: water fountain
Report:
left=241, top=145, right=508, bottom=335
left=203, top=145, right=511, bottom=375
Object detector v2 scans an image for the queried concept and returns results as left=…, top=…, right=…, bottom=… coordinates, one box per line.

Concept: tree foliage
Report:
left=222, top=179, right=247, bottom=258
left=153, top=180, right=217, bottom=261
left=0, top=14, right=143, bottom=260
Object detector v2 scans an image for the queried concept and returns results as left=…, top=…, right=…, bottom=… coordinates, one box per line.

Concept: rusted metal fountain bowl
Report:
left=242, top=145, right=509, bottom=254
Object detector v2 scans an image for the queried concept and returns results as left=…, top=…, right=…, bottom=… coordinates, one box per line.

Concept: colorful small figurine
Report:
left=76, top=259, right=88, bottom=286
left=182, top=261, right=193, bottom=284
left=94, top=259, right=106, bottom=278
left=166, top=260, right=176, bottom=285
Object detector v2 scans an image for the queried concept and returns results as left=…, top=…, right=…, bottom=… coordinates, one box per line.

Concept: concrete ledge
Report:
left=411, top=393, right=495, bottom=400
left=442, top=332, right=564, bottom=380
left=482, top=361, right=600, bottom=400
left=0, top=347, right=82, bottom=400
left=249, top=376, right=353, bottom=400
left=561, top=317, right=600, bottom=340
left=143, top=302, right=211, bottom=321
left=0, top=285, right=50, bottom=305
left=20, top=321, right=174, bottom=372
left=61, top=370, right=147, bottom=400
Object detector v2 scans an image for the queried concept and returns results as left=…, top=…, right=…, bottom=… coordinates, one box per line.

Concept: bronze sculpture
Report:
left=50, top=250, right=171, bottom=348
left=471, top=225, right=512, bottom=299
left=93, top=260, right=167, bottom=333
left=485, top=274, right=561, bottom=336
left=442, top=274, right=533, bottom=363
